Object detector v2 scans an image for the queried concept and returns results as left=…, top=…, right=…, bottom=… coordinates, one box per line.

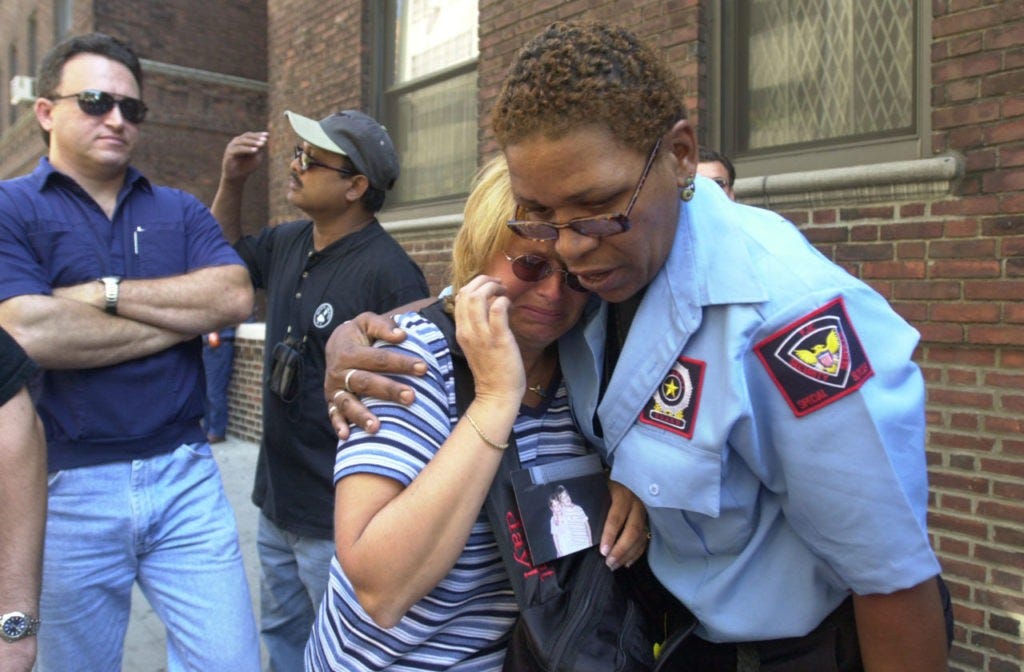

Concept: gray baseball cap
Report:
left=285, top=109, right=399, bottom=191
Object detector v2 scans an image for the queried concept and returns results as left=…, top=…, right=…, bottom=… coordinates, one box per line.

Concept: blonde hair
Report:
left=449, top=154, right=517, bottom=293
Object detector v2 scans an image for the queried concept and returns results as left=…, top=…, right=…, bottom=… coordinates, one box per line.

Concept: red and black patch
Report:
left=638, top=356, right=705, bottom=438
left=754, top=297, right=873, bottom=417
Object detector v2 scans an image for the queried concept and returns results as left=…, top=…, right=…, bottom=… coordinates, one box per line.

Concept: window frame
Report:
left=54, top=0, right=73, bottom=42
left=8, top=44, right=18, bottom=126
left=706, top=0, right=931, bottom=179
left=28, top=13, right=38, bottom=75
left=373, top=0, right=479, bottom=214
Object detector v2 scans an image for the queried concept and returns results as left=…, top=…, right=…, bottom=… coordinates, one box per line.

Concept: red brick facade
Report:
left=1, top=1, right=1020, bottom=668
left=0, top=0, right=269, bottom=228
left=922, top=3, right=1024, bottom=669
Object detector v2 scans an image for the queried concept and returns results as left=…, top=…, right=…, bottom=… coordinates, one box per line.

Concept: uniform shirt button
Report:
left=648, top=484, right=660, bottom=496
left=295, top=292, right=302, bottom=299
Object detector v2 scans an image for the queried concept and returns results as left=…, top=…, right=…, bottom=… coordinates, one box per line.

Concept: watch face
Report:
left=2, top=614, right=28, bottom=638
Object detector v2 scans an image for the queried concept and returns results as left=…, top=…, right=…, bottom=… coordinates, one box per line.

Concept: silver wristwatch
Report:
left=0, top=611, right=41, bottom=642
left=100, top=276, right=122, bottom=315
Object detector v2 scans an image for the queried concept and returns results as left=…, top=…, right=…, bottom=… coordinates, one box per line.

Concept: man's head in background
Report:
left=698, top=147, right=736, bottom=201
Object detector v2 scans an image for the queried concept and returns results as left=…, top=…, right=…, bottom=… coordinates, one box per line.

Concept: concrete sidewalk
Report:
left=121, top=436, right=267, bottom=671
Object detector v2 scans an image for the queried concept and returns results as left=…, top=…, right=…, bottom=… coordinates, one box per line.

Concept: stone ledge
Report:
left=140, top=59, right=269, bottom=92
left=735, top=154, right=964, bottom=210
left=381, top=212, right=464, bottom=234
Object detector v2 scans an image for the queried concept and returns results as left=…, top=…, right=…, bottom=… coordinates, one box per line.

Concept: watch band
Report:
left=0, top=611, right=41, bottom=643
left=100, top=276, right=122, bottom=315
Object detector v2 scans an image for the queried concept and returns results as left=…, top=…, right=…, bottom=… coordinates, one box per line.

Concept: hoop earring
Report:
left=680, top=175, right=696, bottom=202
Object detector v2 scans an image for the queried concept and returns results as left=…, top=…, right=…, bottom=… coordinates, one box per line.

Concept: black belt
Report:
left=658, top=575, right=954, bottom=672
left=662, top=596, right=861, bottom=672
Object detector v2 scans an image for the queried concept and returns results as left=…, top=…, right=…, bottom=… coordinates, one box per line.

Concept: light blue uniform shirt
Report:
left=559, top=176, right=940, bottom=642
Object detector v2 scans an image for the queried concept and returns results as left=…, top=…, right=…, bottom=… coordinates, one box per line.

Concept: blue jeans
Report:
left=257, top=513, right=335, bottom=672
left=37, top=443, right=260, bottom=672
left=202, top=336, right=235, bottom=438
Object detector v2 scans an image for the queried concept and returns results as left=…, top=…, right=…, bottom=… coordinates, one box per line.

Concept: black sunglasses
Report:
left=48, top=89, right=148, bottom=124
left=504, top=252, right=587, bottom=293
left=293, top=146, right=357, bottom=177
left=507, top=137, right=662, bottom=241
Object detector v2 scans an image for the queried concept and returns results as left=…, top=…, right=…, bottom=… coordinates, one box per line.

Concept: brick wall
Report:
left=0, top=0, right=95, bottom=174
left=94, top=0, right=267, bottom=80
left=392, top=226, right=459, bottom=297
left=922, top=3, right=1023, bottom=669
left=0, top=1, right=270, bottom=227
left=227, top=324, right=266, bottom=444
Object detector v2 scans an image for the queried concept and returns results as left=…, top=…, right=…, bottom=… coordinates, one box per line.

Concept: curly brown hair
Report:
left=491, top=21, right=686, bottom=155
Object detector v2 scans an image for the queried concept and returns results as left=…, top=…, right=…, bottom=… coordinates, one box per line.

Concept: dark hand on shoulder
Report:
left=323, top=309, right=429, bottom=440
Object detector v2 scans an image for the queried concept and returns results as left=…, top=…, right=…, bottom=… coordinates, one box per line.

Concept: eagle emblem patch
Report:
left=755, top=297, right=873, bottom=416
left=638, top=356, right=705, bottom=438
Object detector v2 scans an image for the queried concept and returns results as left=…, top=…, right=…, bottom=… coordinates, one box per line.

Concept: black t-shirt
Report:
left=236, top=219, right=430, bottom=538
left=0, top=327, right=37, bottom=406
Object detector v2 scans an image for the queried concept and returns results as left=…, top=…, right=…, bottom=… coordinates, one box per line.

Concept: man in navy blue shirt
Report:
left=0, top=33, right=259, bottom=671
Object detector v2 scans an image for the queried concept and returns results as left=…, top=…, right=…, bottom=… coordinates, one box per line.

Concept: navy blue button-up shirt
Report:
left=0, top=158, right=245, bottom=470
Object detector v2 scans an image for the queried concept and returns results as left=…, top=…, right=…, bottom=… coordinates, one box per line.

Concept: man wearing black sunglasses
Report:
left=0, top=33, right=260, bottom=671
left=209, top=110, right=428, bottom=671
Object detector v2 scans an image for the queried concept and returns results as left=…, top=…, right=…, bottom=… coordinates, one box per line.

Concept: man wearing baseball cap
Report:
left=210, top=110, right=429, bottom=671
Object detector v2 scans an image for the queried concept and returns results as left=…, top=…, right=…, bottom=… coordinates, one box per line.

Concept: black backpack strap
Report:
left=419, top=299, right=476, bottom=415
left=418, top=300, right=530, bottom=600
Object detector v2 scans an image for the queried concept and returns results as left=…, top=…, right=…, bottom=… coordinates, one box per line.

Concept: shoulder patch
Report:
left=754, top=297, right=873, bottom=417
left=638, top=356, right=705, bottom=438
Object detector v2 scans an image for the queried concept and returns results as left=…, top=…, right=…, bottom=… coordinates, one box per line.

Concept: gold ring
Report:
left=343, top=369, right=357, bottom=393
left=332, top=389, right=345, bottom=404
left=328, top=403, right=338, bottom=416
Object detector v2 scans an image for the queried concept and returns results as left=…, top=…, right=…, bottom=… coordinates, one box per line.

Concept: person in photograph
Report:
left=551, top=485, right=592, bottom=556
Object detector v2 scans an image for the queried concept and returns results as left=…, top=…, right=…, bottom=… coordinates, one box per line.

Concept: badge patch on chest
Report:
left=312, top=302, right=334, bottom=328
left=638, top=356, right=705, bottom=438
left=755, top=297, right=873, bottom=417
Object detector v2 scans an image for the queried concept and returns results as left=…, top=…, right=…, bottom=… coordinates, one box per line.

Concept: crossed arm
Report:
left=0, top=265, right=253, bottom=369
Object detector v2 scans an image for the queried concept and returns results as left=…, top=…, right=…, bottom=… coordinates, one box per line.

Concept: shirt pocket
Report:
left=27, top=222, right=104, bottom=286
left=611, top=427, right=761, bottom=558
left=610, top=424, right=723, bottom=517
left=134, top=219, right=188, bottom=277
